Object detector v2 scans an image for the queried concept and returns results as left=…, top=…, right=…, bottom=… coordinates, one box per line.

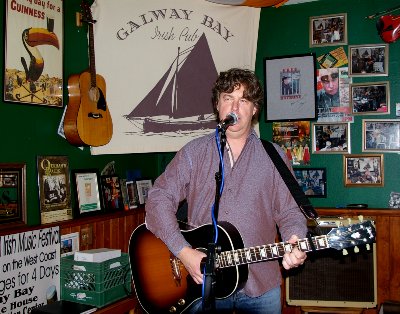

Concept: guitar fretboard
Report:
left=217, top=235, right=328, bottom=268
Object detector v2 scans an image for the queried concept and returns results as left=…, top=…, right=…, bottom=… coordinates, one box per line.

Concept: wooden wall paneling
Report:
left=376, top=216, right=391, bottom=304
left=103, top=219, right=111, bottom=248
left=95, top=220, right=105, bottom=248
left=389, top=217, right=400, bottom=300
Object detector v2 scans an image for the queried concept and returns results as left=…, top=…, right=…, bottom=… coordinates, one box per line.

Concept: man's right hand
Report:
left=177, top=246, right=207, bottom=284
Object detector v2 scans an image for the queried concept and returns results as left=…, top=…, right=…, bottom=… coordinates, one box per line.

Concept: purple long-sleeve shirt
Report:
left=145, top=129, right=308, bottom=297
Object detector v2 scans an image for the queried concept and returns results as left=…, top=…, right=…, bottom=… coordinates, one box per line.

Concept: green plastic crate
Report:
left=61, top=253, right=131, bottom=308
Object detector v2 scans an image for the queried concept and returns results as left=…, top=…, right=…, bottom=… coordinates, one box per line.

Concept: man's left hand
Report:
left=282, top=235, right=307, bottom=270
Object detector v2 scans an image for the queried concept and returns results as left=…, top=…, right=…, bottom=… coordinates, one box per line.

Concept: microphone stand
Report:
left=202, top=126, right=226, bottom=313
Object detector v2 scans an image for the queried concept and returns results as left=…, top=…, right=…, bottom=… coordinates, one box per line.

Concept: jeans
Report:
left=186, top=286, right=281, bottom=314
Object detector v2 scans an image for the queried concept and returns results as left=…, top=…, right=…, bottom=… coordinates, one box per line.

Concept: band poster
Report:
left=4, top=0, right=63, bottom=106
left=37, top=156, right=72, bottom=224
left=0, top=227, right=60, bottom=313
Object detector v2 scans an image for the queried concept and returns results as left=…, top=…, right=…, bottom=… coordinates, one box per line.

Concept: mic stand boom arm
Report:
left=202, top=126, right=226, bottom=313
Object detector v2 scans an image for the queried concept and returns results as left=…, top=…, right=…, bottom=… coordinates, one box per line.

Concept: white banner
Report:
left=0, top=227, right=60, bottom=313
left=90, top=0, right=260, bottom=154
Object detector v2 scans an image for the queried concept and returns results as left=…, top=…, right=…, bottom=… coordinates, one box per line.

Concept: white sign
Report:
left=0, top=227, right=60, bottom=313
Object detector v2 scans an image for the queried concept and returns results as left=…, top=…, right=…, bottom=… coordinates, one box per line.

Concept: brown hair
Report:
left=212, top=68, right=264, bottom=121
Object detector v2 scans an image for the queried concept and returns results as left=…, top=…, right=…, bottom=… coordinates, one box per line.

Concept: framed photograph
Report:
left=312, top=122, right=350, bottom=153
left=293, top=167, right=327, bottom=198
left=126, top=181, right=139, bottom=209
left=344, top=154, right=383, bottom=187
left=350, top=82, right=390, bottom=115
left=349, top=44, right=388, bottom=77
left=362, top=119, right=400, bottom=152
left=100, top=175, right=124, bottom=210
left=71, top=169, right=103, bottom=217
left=136, top=179, right=153, bottom=205
left=388, top=192, right=400, bottom=208
left=61, top=232, right=79, bottom=257
left=310, top=13, right=347, bottom=47
left=272, top=121, right=311, bottom=165
left=4, top=0, right=63, bottom=106
left=0, top=163, right=27, bottom=228
left=264, top=53, right=317, bottom=122
left=37, top=156, right=72, bottom=224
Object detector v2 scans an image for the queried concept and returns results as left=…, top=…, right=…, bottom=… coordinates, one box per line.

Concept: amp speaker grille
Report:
left=285, top=218, right=377, bottom=308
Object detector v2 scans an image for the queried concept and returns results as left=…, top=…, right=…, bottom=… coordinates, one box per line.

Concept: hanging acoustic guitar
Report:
left=64, top=1, right=113, bottom=147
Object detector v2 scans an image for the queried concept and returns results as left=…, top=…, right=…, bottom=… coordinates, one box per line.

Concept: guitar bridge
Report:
left=170, top=255, right=182, bottom=286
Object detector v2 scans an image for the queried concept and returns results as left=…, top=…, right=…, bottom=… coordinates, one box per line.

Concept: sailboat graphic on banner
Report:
left=124, top=33, right=218, bottom=134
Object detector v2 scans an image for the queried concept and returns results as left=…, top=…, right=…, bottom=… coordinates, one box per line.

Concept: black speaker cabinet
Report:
left=286, top=217, right=377, bottom=308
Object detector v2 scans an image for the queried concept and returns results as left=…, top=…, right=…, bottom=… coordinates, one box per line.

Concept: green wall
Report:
left=0, top=0, right=159, bottom=226
left=1, top=0, right=397, bottom=227
left=256, top=0, right=400, bottom=208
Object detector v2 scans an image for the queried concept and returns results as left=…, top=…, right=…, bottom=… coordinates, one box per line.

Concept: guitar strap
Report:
left=261, top=139, right=320, bottom=224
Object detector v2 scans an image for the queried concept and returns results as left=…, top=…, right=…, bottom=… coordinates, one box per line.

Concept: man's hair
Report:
left=211, top=68, right=264, bottom=121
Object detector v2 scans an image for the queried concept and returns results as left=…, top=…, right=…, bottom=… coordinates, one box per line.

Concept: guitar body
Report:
left=129, top=222, right=248, bottom=314
left=129, top=220, right=376, bottom=314
left=376, top=14, right=400, bottom=43
left=64, top=73, right=85, bottom=146
left=75, top=71, right=113, bottom=146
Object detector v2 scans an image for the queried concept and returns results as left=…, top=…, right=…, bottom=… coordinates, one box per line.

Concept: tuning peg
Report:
left=354, top=246, right=359, bottom=253
left=76, top=12, right=83, bottom=27
left=342, top=249, right=348, bottom=256
left=366, top=244, right=371, bottom=251
left=358, top=215, right=364, bottom=222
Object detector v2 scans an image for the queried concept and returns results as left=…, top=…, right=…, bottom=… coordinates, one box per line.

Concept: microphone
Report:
left=217, top=112, right=238, bottom=130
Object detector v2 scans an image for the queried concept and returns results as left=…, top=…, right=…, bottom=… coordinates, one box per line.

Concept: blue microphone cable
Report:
left=202, top=127, right=226, bottom=299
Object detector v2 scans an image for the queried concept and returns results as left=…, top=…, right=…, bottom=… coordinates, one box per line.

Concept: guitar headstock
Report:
left=80, top=0, right=95, bottom=25
left=327, top=220, right=376, bottom=251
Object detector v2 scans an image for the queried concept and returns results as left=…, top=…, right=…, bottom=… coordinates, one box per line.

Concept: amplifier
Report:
left=286, top=217, right=377, bottom=308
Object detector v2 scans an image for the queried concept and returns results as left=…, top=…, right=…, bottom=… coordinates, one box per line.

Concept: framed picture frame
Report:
left=349, top=44, right=388, bottom=77
left=100, top=175, right=124, bottom=210
left=272, top=121, right=311, bottom=165
left=37, top=156, right=72, bottom=224
left=126, top=181, right=139, bottom=209
left=293, top=167, right=327, bottom=198
left=0, top=163, right=27, bottom=228
left=312, top=122, right=350, bottom=153
left=71, top=169, right=103, bottom=217
left=264, top=53, right=317, bottom=122
left=362, top=119, right=400, bottom=152
left=350, top=82, right=390, bottom=115
left=310, top=13, right=347, bottom=47
left=136, top=179, right=153, bottom=205
left=4, top=0, right=63, bottom=106
left=343, top=154, right=383, bottom=187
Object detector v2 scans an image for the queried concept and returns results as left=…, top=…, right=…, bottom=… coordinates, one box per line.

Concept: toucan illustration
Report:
left=21, top=19, right=59, bottom=83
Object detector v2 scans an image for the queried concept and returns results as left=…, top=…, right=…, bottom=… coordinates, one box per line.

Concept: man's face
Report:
left=321, top=72, right=339, bottom=95
left=216, top=85, right=256, bottom=135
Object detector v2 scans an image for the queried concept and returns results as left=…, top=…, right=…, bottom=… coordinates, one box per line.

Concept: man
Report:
left=145, top=68, right=308, bottom=313
left=317, top=68, right=340, bottom=113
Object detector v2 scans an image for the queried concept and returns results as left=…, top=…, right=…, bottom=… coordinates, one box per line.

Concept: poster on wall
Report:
left=4, top=0, right=63, bottom=107
left=90, top=0, right=260, bottom=154
left=37, top=156, right=73, bottom=224
left=0, top=226, right=61, bottom=312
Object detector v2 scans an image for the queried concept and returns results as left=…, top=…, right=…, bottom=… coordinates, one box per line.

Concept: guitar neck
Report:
left=217, top=235, right=328, bottom=268
left=88, top=22, right=97, bottom=88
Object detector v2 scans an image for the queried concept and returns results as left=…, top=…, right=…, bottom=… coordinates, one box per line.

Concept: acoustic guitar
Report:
left=128, top=220, right=376, bottom=314
left=64, top=1, right=113, bottom=147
